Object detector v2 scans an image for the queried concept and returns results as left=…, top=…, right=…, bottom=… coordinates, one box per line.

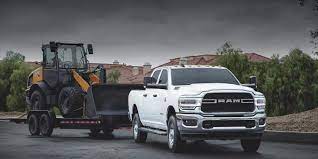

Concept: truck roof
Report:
left=157, top=65, right=227, bottom=70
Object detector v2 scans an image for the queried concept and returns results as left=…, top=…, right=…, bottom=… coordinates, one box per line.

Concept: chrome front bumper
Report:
left=176, top=113, right=266, bottom=140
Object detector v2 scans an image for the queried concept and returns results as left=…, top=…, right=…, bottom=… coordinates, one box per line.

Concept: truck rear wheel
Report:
left=30, top=90, right=47, bottom=110
left=167, top=115, right=183, bottom=153
left=39, top=114, right=54, bottom=137
left=28, top=114, right=40, bottom=136
left=58, top=87, right=84, bottom=118
left=241, top=138, right=261, bottom=152
left=132, top=113, right=147, bottom=143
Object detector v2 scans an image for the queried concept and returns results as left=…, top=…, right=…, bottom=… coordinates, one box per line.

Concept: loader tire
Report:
left=30, top=90, right=47, bottom=110
left=58, top=87, right=84, bottom=118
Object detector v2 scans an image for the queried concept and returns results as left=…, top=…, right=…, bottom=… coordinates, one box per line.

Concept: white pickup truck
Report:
left=128, top=65, right=266, bottom=153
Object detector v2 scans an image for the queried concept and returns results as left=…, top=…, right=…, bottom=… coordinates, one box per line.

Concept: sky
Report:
left=0, top=0, right=317, bottom=67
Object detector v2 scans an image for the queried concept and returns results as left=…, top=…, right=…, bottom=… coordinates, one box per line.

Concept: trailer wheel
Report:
left=89, top=128, right=101, bottom=137
left=132, top=113, right=147, bottom=143
left=39, top=114, right=53, bottom=137
left=102, top=127, right=114, bottom=135
left=28, top=114, right=40, bottom=136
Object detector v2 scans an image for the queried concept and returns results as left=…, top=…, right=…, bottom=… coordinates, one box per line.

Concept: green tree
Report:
left=279, top=49, right=316, bottom=113
left=6, top=63, right=33, bottom=111
left=107, top=70, right=121, bottom=84
left=215, top=42, right=318, bottom=116
left=0, top=51, right=25, bottom=111
left=0, top=51, right=30, bottom=111
left=216, top=42, right=251, bottom=83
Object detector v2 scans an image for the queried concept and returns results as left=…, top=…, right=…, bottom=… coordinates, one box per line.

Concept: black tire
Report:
left=167, top=115, right=183, bottom=153
left=89, top=128, right=101, bottom=137
left=30, top=90, right=47, bottom=110
left=241, top=138, right=261, bottom=153
left=132, top=113, right=147, bottom=143
left=101, top=117, right=114, bottom=136
left=58, top=87, right=84, bottom=118
left=28, top=114, right=40, bottom=136
left=39, top=114, right=54, bottom=137
left=102, top=127, right=114, bottom=136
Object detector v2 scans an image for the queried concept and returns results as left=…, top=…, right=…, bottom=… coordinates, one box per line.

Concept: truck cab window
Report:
left=158, top=70, right=168, bottom=84
left=151, top=70, right=161, bottom=84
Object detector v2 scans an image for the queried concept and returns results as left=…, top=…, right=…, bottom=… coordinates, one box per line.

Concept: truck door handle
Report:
left=153, top=94, right=158, bottom=97
left=143, top=94, right=147, bottom=97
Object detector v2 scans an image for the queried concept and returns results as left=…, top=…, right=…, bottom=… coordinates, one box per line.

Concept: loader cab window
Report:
left=151, top=70, right=161, bottom=84
left=57, top=45, right=87, bottom=69
left=43, top=47, right=57, bottom=68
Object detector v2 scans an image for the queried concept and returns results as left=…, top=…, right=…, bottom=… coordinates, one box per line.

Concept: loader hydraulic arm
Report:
left=71, top=70, right=101, bottom=92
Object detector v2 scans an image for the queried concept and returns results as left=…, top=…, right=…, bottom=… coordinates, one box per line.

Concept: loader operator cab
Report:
left=40, top=42, right=93, bottom=88
left=42, top=42, right=91, bottom=70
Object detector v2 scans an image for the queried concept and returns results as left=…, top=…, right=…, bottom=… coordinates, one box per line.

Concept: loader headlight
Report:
left=178, top=97, right=202, bottom=110
left=255, top=97, right=266, bottom=110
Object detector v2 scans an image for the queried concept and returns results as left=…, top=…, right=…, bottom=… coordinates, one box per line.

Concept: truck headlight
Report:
left=179, top=98, right=202, bottom=110
left=255, top=97, right=266, bottom=110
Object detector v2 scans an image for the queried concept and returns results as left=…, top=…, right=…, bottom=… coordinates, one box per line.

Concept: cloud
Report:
left=0, top=0, right=317, bottom=66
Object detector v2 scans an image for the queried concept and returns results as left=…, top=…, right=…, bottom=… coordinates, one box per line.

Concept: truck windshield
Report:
left=57, top=45, right=87, bottom=69
left=171, top=68, right=239, bottom=85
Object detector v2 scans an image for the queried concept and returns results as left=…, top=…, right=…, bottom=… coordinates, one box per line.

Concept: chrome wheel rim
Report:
left=133, top=121, right=138, bottom=140
left=168, top=125, right=174, bottom=149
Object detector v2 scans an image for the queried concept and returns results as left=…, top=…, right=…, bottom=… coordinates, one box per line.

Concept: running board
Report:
left=139, top=127, right=167, bottom=135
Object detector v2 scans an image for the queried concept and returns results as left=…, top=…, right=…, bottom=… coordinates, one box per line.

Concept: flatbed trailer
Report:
left=24, top=110, right=132, bottom=137
left=10, top=84, right=144, bottom=137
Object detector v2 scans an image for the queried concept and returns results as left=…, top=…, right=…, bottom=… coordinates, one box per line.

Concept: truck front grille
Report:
left=202, top=120, right=256, bottom=129
left=201, top=93, right=255, bottom=113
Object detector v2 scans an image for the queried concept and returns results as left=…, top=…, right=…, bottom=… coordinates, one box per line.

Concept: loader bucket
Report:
left=85, top=84, right=144, bottom=118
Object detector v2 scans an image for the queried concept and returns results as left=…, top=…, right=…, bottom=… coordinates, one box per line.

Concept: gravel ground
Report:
left=267, top=108, right=318, bottom=132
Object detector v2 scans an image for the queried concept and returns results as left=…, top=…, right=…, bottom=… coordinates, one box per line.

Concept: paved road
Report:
left=0, top=121, right=317, bottom=159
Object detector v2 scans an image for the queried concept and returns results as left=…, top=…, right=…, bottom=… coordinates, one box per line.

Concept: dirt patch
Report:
left=267, top=108, right=318, bottom=132
left=0, top=112, right=26, bottom=119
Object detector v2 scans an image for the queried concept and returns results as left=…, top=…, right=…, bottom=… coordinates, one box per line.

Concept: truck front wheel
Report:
left=167, top=115, right=183, bottom=153
left=132, top=113, right=147, bottom=143
left=240, top=138, right=261, bottom=152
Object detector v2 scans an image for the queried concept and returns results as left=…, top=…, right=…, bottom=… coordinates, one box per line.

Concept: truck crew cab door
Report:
left=151, top=69, right=169, bottom=130
left=140, top=70, right=161, bottom=127
left=42, top=47, right=59, bottom=88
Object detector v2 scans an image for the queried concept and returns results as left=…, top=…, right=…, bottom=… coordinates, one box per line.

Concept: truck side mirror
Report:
left=144, top=77, right=156, bottom=87
left=49, top=41, right=57, bottom=52
left=242, top=76, right=257, bottom=89
left=87, top=44, right=93, bottom=54
left=249, top=76, right=257, bottom=86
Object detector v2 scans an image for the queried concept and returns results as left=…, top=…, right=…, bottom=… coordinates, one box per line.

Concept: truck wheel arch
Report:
left=132, top=104, right=138, bottom=119
left=166, top=106, right=176, bottom=124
